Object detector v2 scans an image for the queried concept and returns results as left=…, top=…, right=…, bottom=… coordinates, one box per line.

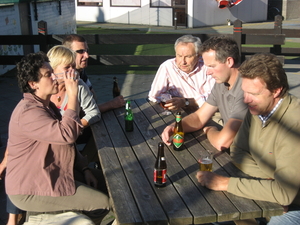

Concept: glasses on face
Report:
left=51, top=71, right=79, bottom=81
left=75, top=49, right=89, bottom=54
left=52, top=72, right=64, bottom=80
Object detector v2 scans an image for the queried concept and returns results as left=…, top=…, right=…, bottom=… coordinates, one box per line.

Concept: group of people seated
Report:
left=0, top=33, right=299, bottom=225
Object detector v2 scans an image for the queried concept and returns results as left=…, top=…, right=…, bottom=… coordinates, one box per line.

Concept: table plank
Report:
left=91, top=119, right=143, bottom=225
left=101, top=110, right=168, bottom=225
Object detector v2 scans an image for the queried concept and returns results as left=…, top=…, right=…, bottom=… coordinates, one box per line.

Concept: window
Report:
left=151, top=0, right=186, bottom=7
left=110, top=0, right=141, bottom=7
left=151, top=0, right=172, bottom=7
left=78, top=0, right=103, bottom=7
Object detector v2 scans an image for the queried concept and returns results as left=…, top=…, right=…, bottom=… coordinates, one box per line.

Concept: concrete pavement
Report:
left=0, top=19, right=299, bottom=225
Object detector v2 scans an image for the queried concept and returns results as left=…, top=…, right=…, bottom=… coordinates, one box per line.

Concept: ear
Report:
left=273, top=87, right=283, bottom=98
left=28, top=81, right=38, bottom=90
left=226, top=57, right=235, bottom=68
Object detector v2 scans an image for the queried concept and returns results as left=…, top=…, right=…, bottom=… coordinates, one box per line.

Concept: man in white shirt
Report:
left=148, top=34, right=215, bottom=111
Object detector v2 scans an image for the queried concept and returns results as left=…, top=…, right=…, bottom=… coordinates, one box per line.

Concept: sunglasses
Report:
left=75, top=49, right=89, bottom=54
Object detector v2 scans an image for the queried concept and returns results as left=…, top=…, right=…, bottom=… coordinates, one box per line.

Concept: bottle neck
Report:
left=175, top=115, right=181, bottom=123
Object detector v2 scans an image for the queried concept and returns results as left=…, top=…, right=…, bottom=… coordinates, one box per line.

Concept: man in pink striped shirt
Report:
left=148, top=35, right=215, bottom=111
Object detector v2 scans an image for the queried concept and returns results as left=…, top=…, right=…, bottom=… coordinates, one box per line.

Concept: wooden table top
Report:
left=91, top=98, right=283, bottom=225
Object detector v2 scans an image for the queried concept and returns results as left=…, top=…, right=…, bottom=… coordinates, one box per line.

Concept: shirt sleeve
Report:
left=148, top=61, right=170, bottom=103
left=20, top=104, right=83, bottom=145
left=78, top=80, right=101, bottom=125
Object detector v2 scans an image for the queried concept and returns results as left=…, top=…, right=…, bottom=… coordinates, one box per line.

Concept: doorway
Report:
left=173, top=0, right=187, bottom=27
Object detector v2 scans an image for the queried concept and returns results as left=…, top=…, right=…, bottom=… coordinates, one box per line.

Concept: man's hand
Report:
left=84, top=169, right=98, bottom=189
left=164, top=97, right=185, bottom=110
left=196, top=171, right=229, bottom=191
left=111, top=95, right=126, bottom=109
left=161, top=125, right=175, bottom=146
left=98, top=95, right=125, bottom=113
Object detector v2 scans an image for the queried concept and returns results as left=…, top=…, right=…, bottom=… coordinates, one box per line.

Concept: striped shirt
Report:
left=148, top=58, right=215, bottom=107
left=258, top=98, right=283, bottom=127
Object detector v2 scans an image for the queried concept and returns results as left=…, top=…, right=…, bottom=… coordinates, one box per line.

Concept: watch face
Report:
left=185, top=99, right=189, bottom=106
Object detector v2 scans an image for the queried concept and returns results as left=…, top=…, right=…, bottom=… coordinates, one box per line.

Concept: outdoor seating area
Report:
left=0, top=18, right=300, bottom=225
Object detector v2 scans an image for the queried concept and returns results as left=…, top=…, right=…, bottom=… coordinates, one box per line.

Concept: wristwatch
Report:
left=185, top=98, right=190, bottom=106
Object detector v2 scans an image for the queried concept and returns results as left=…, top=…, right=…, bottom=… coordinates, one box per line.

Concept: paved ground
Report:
left=0, top=18, right=299, bottom=225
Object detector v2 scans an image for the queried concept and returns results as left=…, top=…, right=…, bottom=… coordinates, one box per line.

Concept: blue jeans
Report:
left=268, top=205, right=300, bottom=225
left=7, top=195, right=24, bottom=214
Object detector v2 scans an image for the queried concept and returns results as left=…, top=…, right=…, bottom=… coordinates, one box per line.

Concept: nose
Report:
left=51, top=73, right=57, bottom=81
left=84, top=51, right=89, bottom=58
left=243, top=92, right=252, bottom=104
left=207, top=68, right=213, bottom=75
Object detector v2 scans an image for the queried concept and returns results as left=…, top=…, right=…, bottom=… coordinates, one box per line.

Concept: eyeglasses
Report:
left=75, top=49, right=89, bottom=54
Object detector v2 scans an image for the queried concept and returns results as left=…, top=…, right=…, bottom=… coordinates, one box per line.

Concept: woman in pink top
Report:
left=5, top=52, right=110, bottom=224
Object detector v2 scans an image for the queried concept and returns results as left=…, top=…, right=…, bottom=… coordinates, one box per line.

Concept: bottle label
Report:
left=173, top=134, right=184, bottom=148
left=154, top=168, right=167, bottom=184
left=175, top=115, right=181, bottom=123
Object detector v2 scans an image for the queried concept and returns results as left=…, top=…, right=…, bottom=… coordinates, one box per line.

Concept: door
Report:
left=173, top=0, right=187, bottom=27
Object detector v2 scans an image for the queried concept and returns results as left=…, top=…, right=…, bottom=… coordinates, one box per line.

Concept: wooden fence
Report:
left=0, top=15, right=299, bottom=69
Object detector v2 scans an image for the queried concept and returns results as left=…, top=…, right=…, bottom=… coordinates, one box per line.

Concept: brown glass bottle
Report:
left=172, top=112, right=185, bottom=151
left=154, top=142, right=167, bottom=187
left=113, top=76, right=121, bottom=98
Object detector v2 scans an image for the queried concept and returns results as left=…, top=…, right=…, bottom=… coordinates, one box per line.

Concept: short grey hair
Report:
left=174, top=35, right=202, bottom=54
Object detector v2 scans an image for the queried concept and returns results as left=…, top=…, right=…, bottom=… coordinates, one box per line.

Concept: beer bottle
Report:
left=154, top=142, right=167, bottom=187
left=113, top=76, right=121, bottom=98
left=172, top=112, right=184, bottom=151
left=125, top=100, right=134, bottom=132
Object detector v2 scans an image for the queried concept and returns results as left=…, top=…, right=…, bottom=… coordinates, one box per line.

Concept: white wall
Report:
left=76, top=0, right=173, bottom=26
left=76, top=0, right=268, bottom=27
left=192, top=0, right=268, bottom=27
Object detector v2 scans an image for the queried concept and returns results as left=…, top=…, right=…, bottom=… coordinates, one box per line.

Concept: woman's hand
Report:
left=63, top=70, right=79, bottom=112
left=63, top=69, right=79, bottom=98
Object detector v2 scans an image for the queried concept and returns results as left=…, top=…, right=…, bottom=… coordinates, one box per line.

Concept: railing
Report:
left=0, top=15, right=299, bottom=70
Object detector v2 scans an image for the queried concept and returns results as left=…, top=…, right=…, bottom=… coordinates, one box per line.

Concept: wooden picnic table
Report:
left=91, top=98, right=283, bottom=225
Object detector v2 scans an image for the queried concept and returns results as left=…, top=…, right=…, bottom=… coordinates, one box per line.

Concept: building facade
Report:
left=0, top=0, right=76, bottom=75
left=76, top=0, right=268, bottom=28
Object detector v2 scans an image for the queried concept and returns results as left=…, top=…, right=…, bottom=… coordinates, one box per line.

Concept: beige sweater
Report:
left=228, top=94, right=300, bottom=207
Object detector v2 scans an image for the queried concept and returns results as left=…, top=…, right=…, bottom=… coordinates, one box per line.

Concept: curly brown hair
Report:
left=16, top=52, right=49, bottom=94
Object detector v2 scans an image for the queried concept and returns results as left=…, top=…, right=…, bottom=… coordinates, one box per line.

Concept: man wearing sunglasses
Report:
left=63, top=34, right=125, bottom=113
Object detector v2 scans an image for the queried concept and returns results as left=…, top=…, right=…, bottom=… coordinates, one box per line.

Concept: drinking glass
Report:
left=198, top=150, right=213, bottom=172
left=160, top=93, right=172, bottom=115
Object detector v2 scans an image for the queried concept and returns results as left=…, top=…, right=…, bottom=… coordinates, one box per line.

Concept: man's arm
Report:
left=148, top=63, right=169, bottom=103
left=162, top=102, right=217, bottom=145
left=203, top=118, right=243, bottom=151
left=98, top=95, right=125, bottom=113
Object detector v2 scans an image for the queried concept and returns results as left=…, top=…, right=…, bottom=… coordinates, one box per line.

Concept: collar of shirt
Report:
left=258, top=98, right=283, bottom=127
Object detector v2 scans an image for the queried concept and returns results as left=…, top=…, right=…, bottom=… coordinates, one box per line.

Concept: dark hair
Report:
left=16, top=52, right=49, bottom=93
left=239, top=53, right=289, bottom=97
left=62, top=34, right=86, bottom=49
left=199, top=35, right=240, bottom=67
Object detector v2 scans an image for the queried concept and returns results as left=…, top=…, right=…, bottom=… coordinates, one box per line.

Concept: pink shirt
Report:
left=148, top=58, right=215, bottom=107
